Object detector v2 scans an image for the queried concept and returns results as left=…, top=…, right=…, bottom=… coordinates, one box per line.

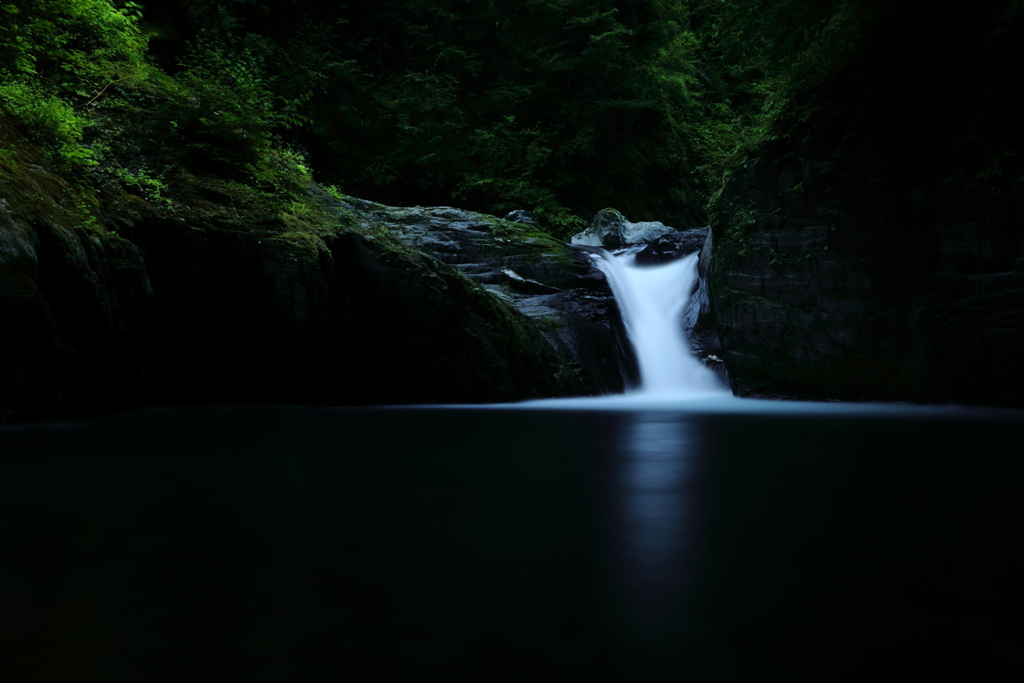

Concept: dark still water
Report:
left=2, top=402, right=1022, bottom=682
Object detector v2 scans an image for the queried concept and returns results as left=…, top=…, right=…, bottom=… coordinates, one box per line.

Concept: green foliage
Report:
left=687, top=0, right=876, bottom=180
left=12, top=0, right=1014, bottom=251
left=144, top=41, right=285, bottom=177
left=694, top=0, right=1024, bottom=241
left=0, top=0, right=146, bottom=77
left=0, top=0, right=325, bottom=237
left=0, top=81, right=95, bottom=165
left=1, top=1, right=748, bottom=234
left=148, top=0, right=721, bottom=234
left=0, top=0, right=149, bottom=170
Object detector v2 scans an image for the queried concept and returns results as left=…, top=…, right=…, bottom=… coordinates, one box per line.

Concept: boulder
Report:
left=339, top=198, right=638, bottom=395
left=570, top=208, right=675, bottom=248
left=502, top=209, right=540, bottom=227
left=633, top=227, right=711, bottom=267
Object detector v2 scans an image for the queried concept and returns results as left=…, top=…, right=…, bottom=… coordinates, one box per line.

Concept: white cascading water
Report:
left=591, top=248, right=724, bottom=396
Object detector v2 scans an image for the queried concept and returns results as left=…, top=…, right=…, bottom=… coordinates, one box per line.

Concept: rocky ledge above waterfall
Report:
left=328, top=194, right=638, bottom=395
left=0, top=123, right=642, bottom=422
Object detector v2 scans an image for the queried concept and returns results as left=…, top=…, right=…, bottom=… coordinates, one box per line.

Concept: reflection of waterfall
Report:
left=610, top=413, right=702, bottom=633
left=591, top=249, right=722, bottom=396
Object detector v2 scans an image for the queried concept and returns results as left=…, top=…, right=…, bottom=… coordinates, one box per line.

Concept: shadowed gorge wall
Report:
left=707, top=0, right=1024, bottom=404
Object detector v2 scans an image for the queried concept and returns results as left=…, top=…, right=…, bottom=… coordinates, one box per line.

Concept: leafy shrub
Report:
left=0, top=0, right=149, bottom=169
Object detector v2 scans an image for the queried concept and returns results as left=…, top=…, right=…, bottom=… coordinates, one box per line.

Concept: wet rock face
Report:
left=116, top=211, right=609, bottom=408
left=502, top=209, right=540, bottom=227
left=905, top=227, right=1024, bottom=405
left=569, top=208, right=675, bottom=248
left=1, top=189, right=644, bottom=422
left=712, top=224, right=887, bottom=399
left=713, top=151, right=1024, bottom=405
left=1, top=203, right=155, bottom=421
left=341, top=200, right=638, bottom=394
left=633, top=228, right=711, bottom=267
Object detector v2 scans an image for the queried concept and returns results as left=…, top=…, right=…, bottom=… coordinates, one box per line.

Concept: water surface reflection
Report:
left=2, top=405, right=1023, bottom=682
left=610, top=414, right=700, bottom=623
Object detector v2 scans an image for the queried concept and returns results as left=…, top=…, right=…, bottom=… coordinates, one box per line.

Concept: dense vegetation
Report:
left=135, top=0, right=729, bottom=232
left=702, top=0, right=1024, bottom=183
left=0, top=0, right=351, bottom=252
left=3, top=0, right=1021, bottom=237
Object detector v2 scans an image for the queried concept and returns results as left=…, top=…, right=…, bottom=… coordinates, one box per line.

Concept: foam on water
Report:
left=504, top=392, right=1002, bottom=415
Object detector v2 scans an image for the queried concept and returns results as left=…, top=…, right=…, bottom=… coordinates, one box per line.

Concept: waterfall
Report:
left=591, top=248, right=723, bottom=396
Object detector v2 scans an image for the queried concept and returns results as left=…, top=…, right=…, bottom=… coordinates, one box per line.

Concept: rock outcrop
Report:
left=0, top=213, right=573, bottom=421
left=1, top=142, right=639, bottom=422
left=707, top=1, right=1024, bottom=406
left=570, top=208, right=676, bottom=248
left=1, top=199, right=155, bottom=420
left=333, top=196, right=637, bottom=395
left=713, top=147, right=1024, bottom=405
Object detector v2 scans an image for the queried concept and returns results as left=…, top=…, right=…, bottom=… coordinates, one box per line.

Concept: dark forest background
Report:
left=3, top=0, right=1022, bottom=235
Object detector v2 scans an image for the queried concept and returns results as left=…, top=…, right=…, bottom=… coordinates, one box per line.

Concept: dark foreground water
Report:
left=1, top=400, right=1022, bottom=682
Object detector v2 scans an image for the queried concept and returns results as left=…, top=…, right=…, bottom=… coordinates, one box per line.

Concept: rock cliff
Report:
left=706, top=0, right=1024, bottom=406
left=713, top=145, right=1024, bottom=405
left=336, top=197, right=637, bottom=395
left=1, top=114, right=635, bottom=422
